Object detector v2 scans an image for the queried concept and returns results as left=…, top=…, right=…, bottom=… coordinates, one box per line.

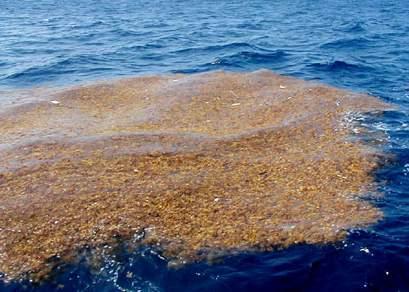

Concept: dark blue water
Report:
left=1, top=0, right=409, bottom=291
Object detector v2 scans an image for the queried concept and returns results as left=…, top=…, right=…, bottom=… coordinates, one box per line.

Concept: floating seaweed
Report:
left=0, top=70, right=391, bottom=282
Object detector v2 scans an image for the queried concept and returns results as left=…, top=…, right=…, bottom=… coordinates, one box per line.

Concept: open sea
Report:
left=1, top=0, right=409, bottom=291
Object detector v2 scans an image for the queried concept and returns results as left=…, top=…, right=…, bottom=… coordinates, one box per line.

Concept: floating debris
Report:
left=0, top=70, right=391, bottom=282
left=360, top=247, right=371, bottom=254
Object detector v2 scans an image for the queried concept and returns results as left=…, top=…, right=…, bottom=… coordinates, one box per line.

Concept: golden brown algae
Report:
left=0, top=70, right=390, bottom=281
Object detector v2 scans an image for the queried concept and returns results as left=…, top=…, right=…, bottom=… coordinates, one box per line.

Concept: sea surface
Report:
left=1, top=0, right=409, bottom=291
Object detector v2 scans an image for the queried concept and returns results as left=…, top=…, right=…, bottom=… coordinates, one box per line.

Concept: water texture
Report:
left=0, top=0, right=409, bottom=291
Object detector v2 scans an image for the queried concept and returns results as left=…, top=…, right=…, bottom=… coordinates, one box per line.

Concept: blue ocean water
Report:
left=1, top=0, right=409, bottom=291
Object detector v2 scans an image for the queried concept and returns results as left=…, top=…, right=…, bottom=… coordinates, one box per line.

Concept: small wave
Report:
left=174, top=50, right=289, bottom=73
left=6, top=65, right=74, bottom=82
left=236, top=21, right=264, bottom=30
left=113, top=28, right=153, bottom=38
left=320, top=37, right=373, bottom=50
left=69, top=20, right=106, bottom=30
left=119, top=42, right=165, bottom=52
left=171, top=42, right=273, bottom=55
left=4, top=55, right=114, bottom=84
left=211, top=50, right=288, bottom=66
left=307, top=60, right=371, bottom=73
left=340, top=21, right=367, bottom=33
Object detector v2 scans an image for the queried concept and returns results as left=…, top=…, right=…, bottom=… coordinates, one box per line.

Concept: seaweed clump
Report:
left=0, top=70, right=390, bottom=281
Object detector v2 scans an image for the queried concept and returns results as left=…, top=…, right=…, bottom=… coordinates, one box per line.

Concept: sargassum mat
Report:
left=0, top=70, right=391, bottom=281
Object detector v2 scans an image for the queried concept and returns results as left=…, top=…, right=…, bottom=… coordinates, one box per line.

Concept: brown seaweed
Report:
left=0, top=70, right=391, bottom=281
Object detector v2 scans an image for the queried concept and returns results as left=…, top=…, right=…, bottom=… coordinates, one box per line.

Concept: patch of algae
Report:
left=0, top=70, right=391, bottom=282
